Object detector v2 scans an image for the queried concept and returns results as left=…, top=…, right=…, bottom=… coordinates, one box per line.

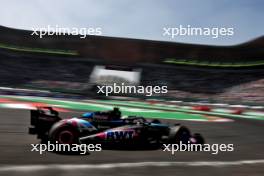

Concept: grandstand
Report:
left=0, top=25, right=264, bottom=104
left=1, top=25, right=264, bottom=66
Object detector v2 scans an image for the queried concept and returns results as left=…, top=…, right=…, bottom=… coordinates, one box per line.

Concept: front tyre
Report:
left=168, top=126, right=191, bottom=144
left=191, top=133, right=205, bottom=144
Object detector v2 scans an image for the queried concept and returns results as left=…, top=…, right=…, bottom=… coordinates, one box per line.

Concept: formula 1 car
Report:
left=29, top=107, right=204, bottom=147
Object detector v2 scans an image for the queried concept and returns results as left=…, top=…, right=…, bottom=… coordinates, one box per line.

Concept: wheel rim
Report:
left=58, top=130, right=74, bottom=144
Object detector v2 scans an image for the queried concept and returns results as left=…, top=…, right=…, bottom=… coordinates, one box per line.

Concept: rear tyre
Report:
left=49, top=126, right=79, bottom=144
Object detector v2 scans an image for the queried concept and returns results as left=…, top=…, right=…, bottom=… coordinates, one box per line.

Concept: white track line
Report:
left=0, top=160, right=264, bottom=171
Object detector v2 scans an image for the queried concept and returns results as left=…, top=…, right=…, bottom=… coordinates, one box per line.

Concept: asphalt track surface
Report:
left=0, top=108, right=263, bottom=176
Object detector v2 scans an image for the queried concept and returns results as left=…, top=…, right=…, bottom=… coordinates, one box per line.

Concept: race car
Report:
left=28, top=107, right=204, bottom=147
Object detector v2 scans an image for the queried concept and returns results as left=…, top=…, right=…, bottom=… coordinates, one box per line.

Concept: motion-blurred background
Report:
left=0, top=1, right=264, bottom=176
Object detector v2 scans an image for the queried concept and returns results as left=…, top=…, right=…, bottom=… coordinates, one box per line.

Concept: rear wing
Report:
left=29, top=107, right=61, bottom=137
left=30, top=106, right=59, bottom=126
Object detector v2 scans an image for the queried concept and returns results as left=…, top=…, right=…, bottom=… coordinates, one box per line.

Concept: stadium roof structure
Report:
left=0, top=25, right=264, bottom=67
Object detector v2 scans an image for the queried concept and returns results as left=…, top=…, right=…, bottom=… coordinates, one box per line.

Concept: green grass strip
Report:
left=2, top=95, right=263, bottom=121
left=88, top=99, right=264, bottom=120
left=0, top=43, right=78, bottom=56
left=1, top=96, right=206, bottom=121
left=164, top=58, right=264, bottom=67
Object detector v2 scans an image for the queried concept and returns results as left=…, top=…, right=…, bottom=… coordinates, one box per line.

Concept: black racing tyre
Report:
left=193, top=133, right=205, bottom=144
left=49, top=126, right=79, bottom=144
left=168, top=126, right=191, bottom=144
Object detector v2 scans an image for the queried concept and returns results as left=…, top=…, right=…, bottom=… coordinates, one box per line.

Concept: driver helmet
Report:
left=82, top=112, right=94, bottom=119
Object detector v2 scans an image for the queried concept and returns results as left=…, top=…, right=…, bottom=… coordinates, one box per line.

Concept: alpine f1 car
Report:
left=29, top=107, right=204, bottom=147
